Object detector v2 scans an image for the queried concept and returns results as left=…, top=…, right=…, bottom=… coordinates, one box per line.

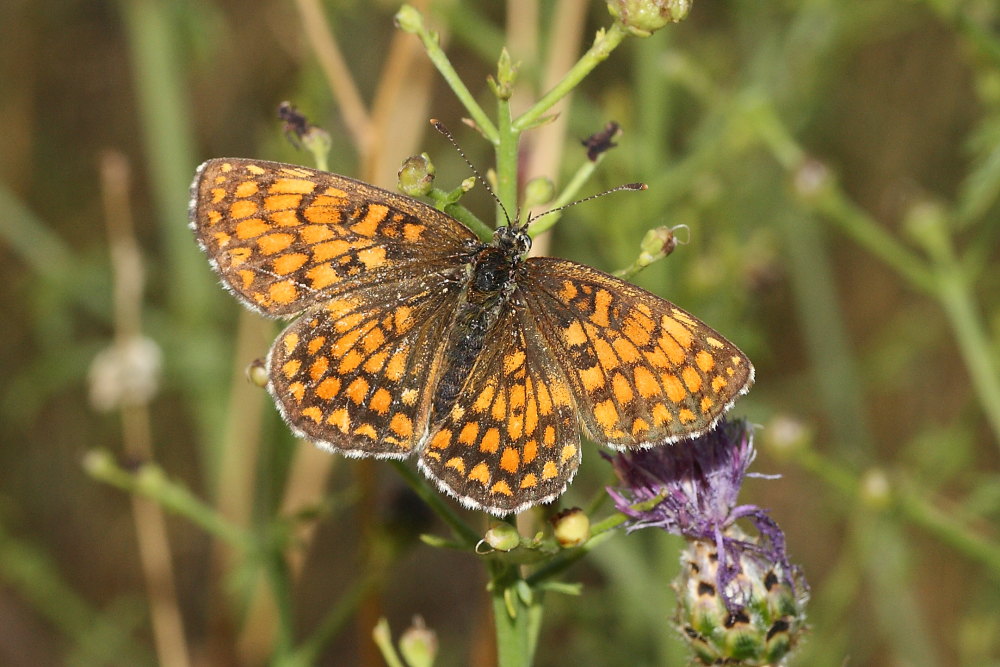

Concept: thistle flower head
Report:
left=607, top=419, right=809, bottom=665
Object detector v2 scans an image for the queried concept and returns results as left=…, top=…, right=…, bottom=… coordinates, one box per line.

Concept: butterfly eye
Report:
left=516, top=232, right=531, bottom=256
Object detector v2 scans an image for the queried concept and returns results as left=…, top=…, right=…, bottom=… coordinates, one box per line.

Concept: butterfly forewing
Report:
left=189, top=158, right=477, bottom=316
left=520, top=257, right=754, bottom=448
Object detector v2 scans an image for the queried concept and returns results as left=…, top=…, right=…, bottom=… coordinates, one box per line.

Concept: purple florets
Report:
left=606, top=419, right=801, bottom=612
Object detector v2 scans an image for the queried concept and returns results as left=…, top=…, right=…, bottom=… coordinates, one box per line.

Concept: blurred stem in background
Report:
left=97, top=151, right=190, bottom=667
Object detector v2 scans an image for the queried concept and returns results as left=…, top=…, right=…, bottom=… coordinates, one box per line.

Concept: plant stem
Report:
left=389, top=461, right=480, bottom=546
left=514, top=22, right=629, bottom=131
left=894, top=478, right=1000, bottom=581
left=490, top=561, right=536, bottom=667
left=495, top=98, right=520, bottom=224
left=405, top=8, right=498, bottom=142
left=747, top=96, right=935, bottom=293
left=84, top=450, right=251, bottom=549
left=934, top=262, right=1000, bottom=448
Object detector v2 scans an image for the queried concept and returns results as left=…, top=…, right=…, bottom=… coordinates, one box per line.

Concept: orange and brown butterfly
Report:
left=189, top=158, right=754, bottom=515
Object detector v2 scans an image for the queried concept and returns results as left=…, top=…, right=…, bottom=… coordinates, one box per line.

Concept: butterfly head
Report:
left=492, top=223, right=532, bottom=259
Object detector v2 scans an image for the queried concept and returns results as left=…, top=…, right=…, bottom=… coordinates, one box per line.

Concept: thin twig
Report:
left=293, top=0, right=372, bottom=154
left=98, top=150, right=191, bottom=667
left=520, top=0, right=589, bottom=256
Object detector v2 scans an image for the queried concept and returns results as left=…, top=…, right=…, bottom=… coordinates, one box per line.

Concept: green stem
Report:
left=747, top=96, right=935, bottom=293
left=495, top=98, right=520, bottom=225
left=894, top=479, right=1000, bottom=582
left=85, top=449, right=302, bottom=654
left=264, top=547, right=296, bottom=660
left=389, top=461, right=480, bottom=547
left=813, top=190, right=935, bottom=293
left=526, top=494, right=666, bottom=586
left=934, top=264, right=1000, bottom=447
left=793, top=443, right=1000, bottom=580
left=371, top=618, right=407, bottom=667
left=287, top=573, right=382, bottom=665
left=83, top=450, right=251, bottom=549
left=491, top=561, right=536, bottom=667
left=443, top=202, right=495, bottom=241
left=403, top=7, right=498, bottom=142
left=514, top=22, right=630, bottom=131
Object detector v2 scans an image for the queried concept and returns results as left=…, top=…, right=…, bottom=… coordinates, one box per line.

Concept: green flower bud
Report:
left=860, top=468, right=892, bottom=510
left=607, top=0, right=693, bottom=37
left=902, top=199, right=948, bottom=260
left=301, top=127, right=332, bottom=166
left=394, top=5, right=423, bottom=34
left=490, top=48, right=518, bottom=100
left=551, top=508, right=590, bottom=548
left=398, top=616, right=437, bottom=667
left=761, top=414, right=811, bottom=460
left=245, top=358, right=268, bottom=388
left=484, top=522, right=520, bottom=552
left=397, top=154, right=435, bottom=197
left=792, top=158, right=832, bottom=202
left=523, top=177, right=555, bottom=210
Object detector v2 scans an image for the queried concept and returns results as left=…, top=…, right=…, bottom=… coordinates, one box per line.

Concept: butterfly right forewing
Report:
left=189, top=158, right=478, bottom=317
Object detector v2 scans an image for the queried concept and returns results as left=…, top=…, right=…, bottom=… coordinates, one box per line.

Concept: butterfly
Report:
left=189, top=158, right=754, bottom=515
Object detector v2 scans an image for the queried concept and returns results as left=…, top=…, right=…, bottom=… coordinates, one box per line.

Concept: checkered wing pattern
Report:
left=418, top=304, right=580, bottom=514
left=189, top=158, right=477, bottom=316
left=268, top=271, right=467, bottom=457
left=521, top=257, right=754, bottom=449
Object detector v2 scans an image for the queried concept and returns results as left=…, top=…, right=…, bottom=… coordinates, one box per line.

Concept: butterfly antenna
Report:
left=527, top=182, right=648, bottom=226
left=430, top=119, right=513, bottom=227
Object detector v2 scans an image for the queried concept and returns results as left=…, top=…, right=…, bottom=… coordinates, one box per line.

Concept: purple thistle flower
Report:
left=606, top=419, right=804, bottom=614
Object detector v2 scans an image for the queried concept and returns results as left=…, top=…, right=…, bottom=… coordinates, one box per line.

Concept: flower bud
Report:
left=607, top=0, right=693, bottom=37
left=551, top=508, right=590, bottom=548
left=397, top=154, right=436, bottom=197
left=674, top=534, right=809, bottom=666
left=394, top=5, right=423, bottom=33
left=398, top=616, right=437, bottom=667
left=860, top=467, right=892, bottom=510
left=245, top=358, right=268, bottom=388
left=483, top=522, right=520, bottom=552
left=523, top=177, right=554, bottom=210
left=491, top=48, right=518, bottom=100
left=792, top=158, right=832, bottom=202
left=88, top=336, right=162, bottom=411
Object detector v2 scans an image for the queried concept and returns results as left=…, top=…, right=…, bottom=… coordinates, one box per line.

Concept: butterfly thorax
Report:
left=431, top=225, right=531, bottom=419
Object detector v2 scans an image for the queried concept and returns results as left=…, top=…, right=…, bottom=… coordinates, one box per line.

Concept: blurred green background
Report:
left=2, top=0, right=999, bottom=665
